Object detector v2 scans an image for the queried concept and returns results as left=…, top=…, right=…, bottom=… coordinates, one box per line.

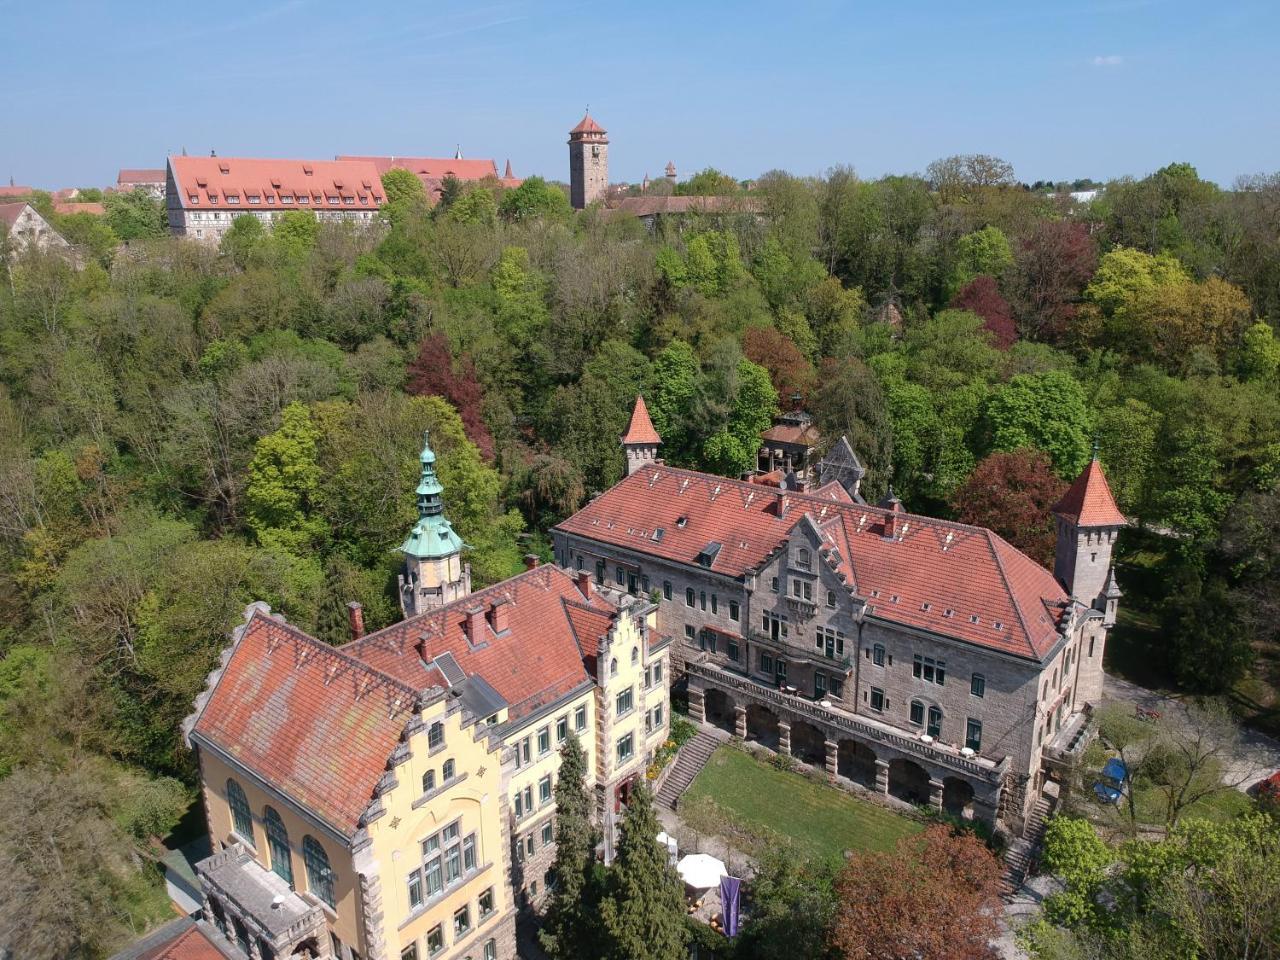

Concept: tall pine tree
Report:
left=539, top=734, right=601, bottom=960
left=316, top=556, right=353, bottom=647
left=599, top=784, right=689, bottom=960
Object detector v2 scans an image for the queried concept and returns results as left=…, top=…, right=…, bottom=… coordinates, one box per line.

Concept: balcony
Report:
left=687, top=657, right=1007, bottom=782
left=784, top=596, right=818, bottom=621
left=196, top=844, right=327, bottom=958
left=1041, top=704, right=1094, bottom=774
left=751, top=632, right=852, bottom=672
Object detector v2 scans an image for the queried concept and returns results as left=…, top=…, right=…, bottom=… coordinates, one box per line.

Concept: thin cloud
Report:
left=1092, top=54, right=1125, bottom=66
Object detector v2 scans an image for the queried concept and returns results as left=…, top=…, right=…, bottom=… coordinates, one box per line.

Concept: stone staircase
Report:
left=657, top=729, right=724, bottom=809
left=1001, top=793, right=1053, bottom=898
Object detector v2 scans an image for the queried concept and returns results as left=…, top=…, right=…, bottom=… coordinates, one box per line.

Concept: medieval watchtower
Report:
left=568, top=111, right=608, bottom=209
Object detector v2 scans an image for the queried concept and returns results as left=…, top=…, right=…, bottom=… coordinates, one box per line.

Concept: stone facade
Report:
left=551, top=419, right=1126, bottom=835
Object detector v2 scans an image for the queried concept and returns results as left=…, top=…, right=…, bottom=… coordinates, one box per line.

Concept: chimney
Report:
left=490, top=597, right=511, bottom=634
left=576, top=570, right=592, bottom=600
left=464, top=605, right=487, bottom=643
left=346, top=601, right=365, bottom=641
left=415, top=635, right=428, bottom=661
left=523, top=553, right=540, bottom=571
left=776, top=491, right=789, bottom=518
left=884, top=499, right=903, bottom=539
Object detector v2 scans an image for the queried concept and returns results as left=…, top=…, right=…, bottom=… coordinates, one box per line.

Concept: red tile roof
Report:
left=118, top=168, right=166, bottom=184
left=0, top=203, right=28, bottom=231
left=0, top=186, right=34, bottom=197
left=761, top=421, right=820, bottom=446
left=54, top=201, right=105, bottom=216
left=570, top=113, right=605, bottom=136
left=168, top=157, right=385, bottom=212
left=554, top=465, right=1068, bottom=660
left=191, top=613, right=423, bottom=835
left=134, top=923, right=228, bottom=960
left=622, top=395, right=662, bottom=445
left=345, top=565, right=616, bottom=721
left=339, top=155, right=499, bottom=182
left=1053, top=458, right=1126, bottom=527
left=610, top=196, right=762, bottom=218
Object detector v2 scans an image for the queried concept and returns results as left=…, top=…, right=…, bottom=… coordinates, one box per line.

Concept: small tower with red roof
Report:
left=568, top=111, right=608, bottom=210
left=1052, top=454, right=1126, bottom=615
left=621, top=395, right=661, bottom=476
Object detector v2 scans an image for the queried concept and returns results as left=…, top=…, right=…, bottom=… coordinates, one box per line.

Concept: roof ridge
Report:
left=982, top=531, right=1040, bottom=658
left=251, top=612, right=421, bottom=703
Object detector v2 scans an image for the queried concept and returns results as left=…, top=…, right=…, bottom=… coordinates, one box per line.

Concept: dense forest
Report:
left=2, top=157, right=1280, bottom=955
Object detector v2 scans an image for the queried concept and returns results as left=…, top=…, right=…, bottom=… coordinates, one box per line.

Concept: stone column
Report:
left=734, top=704, right=747, bottom=739
left=778, top=720, right=791, bottom=756
left=824, top=739, right=838, bottom=777
left=928, top=778, right=944, bottom=813
left=874, top=758, right=890, bottom=794
left=689, top=687, right=706, bottom=725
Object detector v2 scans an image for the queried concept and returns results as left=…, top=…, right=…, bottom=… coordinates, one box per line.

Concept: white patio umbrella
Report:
left=655, top=831, right=678, bottom=863
left=677, top=853, right=727, bottom=889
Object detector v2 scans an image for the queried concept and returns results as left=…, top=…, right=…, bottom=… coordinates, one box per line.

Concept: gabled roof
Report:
left=622, top=395, right=662, bottom=446
left=345, top=565, right=616, bottom=721
left=118, top=168, right=166, bottom=184
left=554, top=465, right=1069, bottom=660
left=0, top=203, right=29, bottom=231
left=111, top=916, right=235, bottom=960
left=191, top=612, right=424, bottom=835
left=168, top=156, right=385, bottom=212
left=337, top=155, right=500, bottom=182
left=1053, top=458, right=1126, bottom=527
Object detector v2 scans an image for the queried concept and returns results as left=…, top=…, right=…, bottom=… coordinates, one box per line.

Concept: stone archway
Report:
left=790, top=719, right=827, bottom=767
left=943, top=777, right=976, bottom=819
left=745, top=703, right=779, bottom=748
left=888, top=758, right=930, bottom=805
left=704, top=688, right=736, bottom=735
left=837, top=739, right=877, bottom=788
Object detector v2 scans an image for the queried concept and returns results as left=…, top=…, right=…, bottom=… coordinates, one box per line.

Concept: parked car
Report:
left=1093, top=757, right=1129, bottom=804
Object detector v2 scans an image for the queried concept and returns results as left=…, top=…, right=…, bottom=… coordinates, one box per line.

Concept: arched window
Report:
left=631, top=646, right=639, bottom=665
left=610, top=658, right=618, bottom=677
left=422, top=770, right=436, bottom=794
left=443, top=758, right=456, bottom=780
left=263, top=807, right=293, bottom=887
left=227, top=778, right=253, bottom=841
left=303, top=835, right=335, bottom=908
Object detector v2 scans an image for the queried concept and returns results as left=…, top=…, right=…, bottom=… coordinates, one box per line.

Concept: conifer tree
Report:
left=315, top=556, right=352, bottom=647
left=539, top=734, right=601, bottom=960
left=599, top=784, right=689, bottom=960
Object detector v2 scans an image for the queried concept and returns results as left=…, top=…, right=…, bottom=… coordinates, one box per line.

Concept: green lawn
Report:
left=682, top=746, right=923, bottom=862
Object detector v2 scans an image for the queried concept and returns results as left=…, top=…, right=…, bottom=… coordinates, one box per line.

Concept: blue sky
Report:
left=3, top=0, right=1277, bottom=189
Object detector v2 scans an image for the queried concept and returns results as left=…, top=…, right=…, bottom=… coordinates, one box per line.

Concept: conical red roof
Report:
left=1053, top=458, right=1126, bottom=526
left=621, top=395, right=661, bottom=445
left=570, top=112, right=605, bottom=135
left=503, top=159, right=514, bottom=179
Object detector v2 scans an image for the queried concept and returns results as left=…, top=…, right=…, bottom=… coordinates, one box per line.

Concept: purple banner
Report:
left=720, top=875, right=741, bottom=938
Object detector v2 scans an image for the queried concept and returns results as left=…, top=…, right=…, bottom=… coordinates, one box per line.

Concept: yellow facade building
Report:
left=183, top=436, right=671, bottom=960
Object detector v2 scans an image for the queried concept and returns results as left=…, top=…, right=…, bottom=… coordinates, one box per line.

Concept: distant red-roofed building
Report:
left=552, top=402, right=1127, bottom=834
left=1, top=202, right=71, bottom=257
left=54, top=200, right=106, bottom=216
left=166, top=156, right=386, bottom=243
left=117, top=167, right=167, bottom=199
left=181, top=433, right=671, bottom=959
left=338, top=153, right=519, bottom=205
left=0, top=184, right=35, bottom=198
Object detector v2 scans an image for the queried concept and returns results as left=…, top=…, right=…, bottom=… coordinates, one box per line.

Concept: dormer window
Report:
left=303, top=165, right=314, bottom=175
left=796, top=548, right=811, bottom=570
left=218, top=163, right=230, bottom=174
left=676, top=516, right=688, bottom=528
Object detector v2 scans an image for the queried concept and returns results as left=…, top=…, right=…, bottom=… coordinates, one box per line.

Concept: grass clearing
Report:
left=683, top=746, right=923, bottom=862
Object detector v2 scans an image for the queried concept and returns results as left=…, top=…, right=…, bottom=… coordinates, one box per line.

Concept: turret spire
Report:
left=399, top=431, right=471, bottom=615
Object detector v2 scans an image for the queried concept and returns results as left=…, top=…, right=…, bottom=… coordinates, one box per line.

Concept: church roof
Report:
left=570, top=112, right=605, bottom=135
left=190, top=612, right=426, bottom=836
left=1053, top=458, right=1126, bottom=527
left=621, top=395, right=662, bottom=446
left=554, top=465, right=1069, bottom=661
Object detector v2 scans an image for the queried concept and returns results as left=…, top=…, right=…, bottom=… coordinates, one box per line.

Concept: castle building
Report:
left=337, top=155, right=522, bottom=205
left=181, top=433, right=672, bottom=960
left=398, top=433, right=471, bottom=616
left=116, top=167, right=167, bottom=199
left=567, top=112, right=608, bottom=210
left=165, top=156, right=385, bottom=243
left=551, top=398, right=1125, bottom=835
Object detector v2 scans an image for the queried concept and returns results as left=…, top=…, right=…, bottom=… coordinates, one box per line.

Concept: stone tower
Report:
left=398, top=431, right=471, bottom=617
left=568, top=111, right=608, bottom=209
left=621, top=395, right=661, bottom=476
left=1052, top=455, right=1126, bottom=610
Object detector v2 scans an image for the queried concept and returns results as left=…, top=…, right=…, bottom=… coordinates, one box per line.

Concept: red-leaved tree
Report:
left=1012, top=220, right=1098, bottom=342
left=831, top=824, right=1004, bottom=960
left=951, top=275, right=1015, bottom=349
left=949, top=450, right=1067, bottom=565
left=743, top=326, right=816, bottom=407
left=406, top=333, right=495, bottom=459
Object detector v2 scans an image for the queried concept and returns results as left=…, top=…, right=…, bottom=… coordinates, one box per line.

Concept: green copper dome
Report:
left=401, top=431, right=466, bottom=560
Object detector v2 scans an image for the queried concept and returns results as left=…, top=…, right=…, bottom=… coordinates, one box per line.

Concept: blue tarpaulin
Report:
left=720, top=876, right=741, bottom=938
left=1102, top=758, right=1128, bottom=781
